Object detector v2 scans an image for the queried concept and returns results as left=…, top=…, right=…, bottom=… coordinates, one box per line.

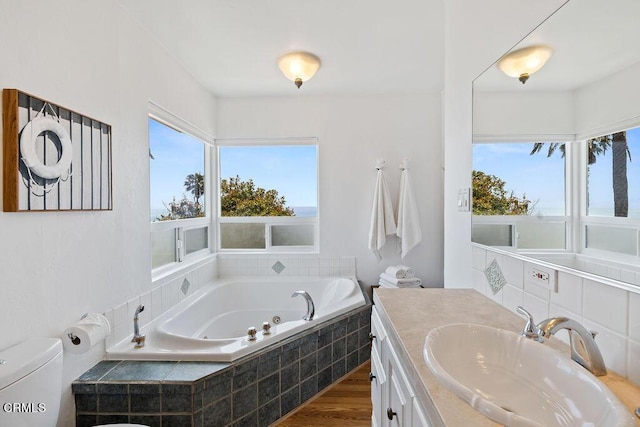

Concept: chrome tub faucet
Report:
left=517, top=306, right=606, bottom=376
left=291, top=290, right=315, bottom=321
left=131, top=304, right=146, bottom=348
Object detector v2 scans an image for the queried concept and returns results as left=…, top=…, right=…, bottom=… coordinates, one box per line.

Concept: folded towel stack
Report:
left=378, top=265, right=422, bottom=288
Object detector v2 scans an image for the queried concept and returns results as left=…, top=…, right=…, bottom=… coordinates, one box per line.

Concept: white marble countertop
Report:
left=373, top=288, right=640, bottom=426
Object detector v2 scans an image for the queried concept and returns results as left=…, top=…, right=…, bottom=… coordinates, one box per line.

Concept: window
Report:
left=472, top=142, right=568, bottom=250
left=217, top=139, right=318, bottom=252
left=149, top=113, right=212, bottom=271
left=473, top=125, right=640, bottom=259
left=581, top=126, right=640, bottom=258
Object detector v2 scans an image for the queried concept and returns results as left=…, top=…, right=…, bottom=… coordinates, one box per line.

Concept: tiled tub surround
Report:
left=107, top=277, right=366, bottom=362
left=472, top=244, right=640, bottom=385
left=74, top=295, right=371, bottom=426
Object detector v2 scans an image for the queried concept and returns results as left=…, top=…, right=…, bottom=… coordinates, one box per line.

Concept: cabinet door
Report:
left=387, top=368, right=409, bottom=427
left=370, top=349, right=386, bottom=427
left=371, top=306, right=388, bottom=361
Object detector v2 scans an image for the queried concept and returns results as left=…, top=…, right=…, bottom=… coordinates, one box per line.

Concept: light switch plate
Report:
left=457, top=188, right=471, bottom=212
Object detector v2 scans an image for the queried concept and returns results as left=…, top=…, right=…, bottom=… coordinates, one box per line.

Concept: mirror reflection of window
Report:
left=472, top=142, right=566, bottom=216
left=586, top=126, right=640, bottom=218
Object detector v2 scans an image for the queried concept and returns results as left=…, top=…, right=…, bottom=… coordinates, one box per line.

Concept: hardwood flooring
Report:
left=275, top=361, right=372, bottom=427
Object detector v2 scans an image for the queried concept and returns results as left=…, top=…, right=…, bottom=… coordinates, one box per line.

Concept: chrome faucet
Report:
left=131, top=304, right=146, bottom=348
left=291, top=290, right=315, bottom=321
left=517, top=306, right=606, bottom=376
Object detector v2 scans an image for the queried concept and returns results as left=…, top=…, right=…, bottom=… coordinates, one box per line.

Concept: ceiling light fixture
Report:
left=497, top=45, right=554, bottom=84
left=277, top=51, right=321, bottom=89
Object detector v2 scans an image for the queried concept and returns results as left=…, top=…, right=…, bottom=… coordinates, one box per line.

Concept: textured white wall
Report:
left=215, top=94, right=443, bottom=289
left=0, top=1, right=216, bottom=425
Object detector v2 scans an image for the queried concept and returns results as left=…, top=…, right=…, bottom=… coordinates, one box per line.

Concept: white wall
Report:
left=216, top=94, right=443, bottom=288
left=0, top=1, right=217, bottom=425
left=443, top=0, right=567, bottom=287
left=473, top=90, right=575, bottom=139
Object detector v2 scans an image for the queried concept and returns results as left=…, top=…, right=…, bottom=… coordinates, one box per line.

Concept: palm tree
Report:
left=530, top=131, right=629, bottom=216
left=184, top=173, right=205, bottom=204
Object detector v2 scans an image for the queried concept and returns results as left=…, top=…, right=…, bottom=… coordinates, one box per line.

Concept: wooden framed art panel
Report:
left=3, top=89, right=112, bottom=212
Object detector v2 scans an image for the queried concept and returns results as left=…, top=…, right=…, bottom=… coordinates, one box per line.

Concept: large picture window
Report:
left=472, top=141, right=568, bottom=250
left=149, top=114, right=212, bottom=271
left=217, top=140, right=318, bottom=252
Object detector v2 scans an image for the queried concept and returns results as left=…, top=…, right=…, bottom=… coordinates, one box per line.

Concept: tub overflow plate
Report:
left=272, top=315, right=281, bottom=324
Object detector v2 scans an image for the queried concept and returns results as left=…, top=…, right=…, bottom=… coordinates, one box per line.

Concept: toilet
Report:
left=0, top=338, right=145, bottom=427
left=0, top=338, right=63, bottom=427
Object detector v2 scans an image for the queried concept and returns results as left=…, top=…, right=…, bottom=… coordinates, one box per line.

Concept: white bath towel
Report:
left=379, top=272, right=422, bottom=286
left=368, top=164, right=397, bottom=261
left=396, top=162, right=422, bottom=258
left=384, top=264, right=416, bottom=279
left=378, top=276, right=422, bottom=288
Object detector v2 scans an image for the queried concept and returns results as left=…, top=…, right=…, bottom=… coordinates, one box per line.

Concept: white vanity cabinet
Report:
left=371, top=305, right=431, bottom=427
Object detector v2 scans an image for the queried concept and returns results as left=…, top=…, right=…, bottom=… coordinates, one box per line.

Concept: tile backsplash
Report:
left=472, top=245, right=640, bottom=386
left=216, top=255, right=356, bottom=278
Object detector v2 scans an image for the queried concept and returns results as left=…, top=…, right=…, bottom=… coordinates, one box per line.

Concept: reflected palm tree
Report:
left=530, top=131, right=630, bottom=216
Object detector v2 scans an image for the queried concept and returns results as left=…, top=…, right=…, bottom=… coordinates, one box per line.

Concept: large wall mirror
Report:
left=472, top=0, right=640, bottom=285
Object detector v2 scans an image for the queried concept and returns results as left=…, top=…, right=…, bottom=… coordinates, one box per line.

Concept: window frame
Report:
left=471, top=138, right=573, bottom=252
left=149, top=102, right=215, bottom=278
left=473, top=120, right=640, bottom=264
left=215, top=137, right=319, bottom=254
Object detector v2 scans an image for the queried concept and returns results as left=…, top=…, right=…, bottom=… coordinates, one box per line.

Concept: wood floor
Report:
left=276, top=361, right=372, bottom=427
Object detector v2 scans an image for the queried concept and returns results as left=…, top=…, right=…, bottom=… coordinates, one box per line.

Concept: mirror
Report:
left=472, top=0, right=640, bottom=285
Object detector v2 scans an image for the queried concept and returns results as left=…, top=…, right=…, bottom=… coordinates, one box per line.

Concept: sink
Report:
left=423, top=323, right=635, bottom=426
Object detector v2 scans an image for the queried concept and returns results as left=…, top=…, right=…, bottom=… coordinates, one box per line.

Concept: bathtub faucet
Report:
left=291, top=290, right=315, bottom=321
left=131, top=304, right=146, bottom=348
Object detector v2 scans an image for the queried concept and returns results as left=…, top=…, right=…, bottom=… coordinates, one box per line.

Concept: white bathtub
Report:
left=107, top=277, right=366, bottom=362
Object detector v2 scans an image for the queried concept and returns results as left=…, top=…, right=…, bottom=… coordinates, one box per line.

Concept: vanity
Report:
left=371, top=288, right=640, bottom=426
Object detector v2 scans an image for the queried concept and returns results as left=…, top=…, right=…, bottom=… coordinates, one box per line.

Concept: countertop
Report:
left=373, top=288, right=640, bottom=426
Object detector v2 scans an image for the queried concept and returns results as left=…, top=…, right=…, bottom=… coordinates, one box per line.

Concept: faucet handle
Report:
left=516, top=306, right=543, bottom=342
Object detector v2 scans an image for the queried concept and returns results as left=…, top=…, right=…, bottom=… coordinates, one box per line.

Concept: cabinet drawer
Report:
left=371, top=306, right=388, bottom=359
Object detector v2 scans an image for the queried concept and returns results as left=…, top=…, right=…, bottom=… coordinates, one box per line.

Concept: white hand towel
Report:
left=396, top=264, right=416, bottom=279
left=386, top=264, right=415, bottom=279
left=396, top=165, right=422, bottom=258
left=368, top=166, right=397, bottom=261
left=380, top=272, right=422, bottom=286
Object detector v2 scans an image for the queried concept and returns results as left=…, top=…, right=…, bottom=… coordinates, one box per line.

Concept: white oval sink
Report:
left=423, top=323, right=635, bottom=426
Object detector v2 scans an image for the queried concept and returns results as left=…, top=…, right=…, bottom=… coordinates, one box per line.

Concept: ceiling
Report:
left=118, top=0, right=444, bottom=98
left=475, top=0, right=640, bottom=92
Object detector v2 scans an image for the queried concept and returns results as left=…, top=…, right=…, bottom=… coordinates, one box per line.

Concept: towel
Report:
left=368, top=163, right=397, bottom=261
left=396, top=161, right=422, bottom=258
left=378, top=276, right=422, bottom=288
left=384, top=265, right=416, bottom=279
left=379, top=272, right=422, bottom=286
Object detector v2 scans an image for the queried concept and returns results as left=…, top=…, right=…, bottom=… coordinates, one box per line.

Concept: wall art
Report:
left=3, top=89, right=112, bottom=211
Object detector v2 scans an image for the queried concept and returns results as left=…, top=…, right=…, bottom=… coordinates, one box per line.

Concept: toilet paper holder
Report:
left=66, top=313, right=88, bottom=345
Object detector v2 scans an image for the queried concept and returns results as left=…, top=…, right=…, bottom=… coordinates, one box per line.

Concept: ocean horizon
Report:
left=150, top=206, right=317, bottom=221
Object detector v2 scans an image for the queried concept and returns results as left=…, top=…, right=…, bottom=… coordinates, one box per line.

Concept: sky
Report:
left=473, top=126, right=640, bottom=217
left=219, top=145, right=318, bottom=208
left=149, top=118, right=318, bottom=215
left=149, top=118, right=204, bottom=211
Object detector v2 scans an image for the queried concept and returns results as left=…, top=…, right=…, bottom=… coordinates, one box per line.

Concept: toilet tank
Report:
left=0, top=338, right=63, bottom=427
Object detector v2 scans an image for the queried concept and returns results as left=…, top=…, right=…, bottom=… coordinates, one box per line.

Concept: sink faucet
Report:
left=291, top=290, right=315, bottom=321
left=517, top=306, right=606, bottom=376
left=131, top=304, right=146, bottom=348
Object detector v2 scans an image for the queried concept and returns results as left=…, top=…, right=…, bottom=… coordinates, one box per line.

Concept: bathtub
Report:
left=107, top=276, right=366, bottom=362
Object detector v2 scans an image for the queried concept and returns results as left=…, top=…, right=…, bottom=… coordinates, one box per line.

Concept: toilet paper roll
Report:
left=63, top=313, right=111, bottom=354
